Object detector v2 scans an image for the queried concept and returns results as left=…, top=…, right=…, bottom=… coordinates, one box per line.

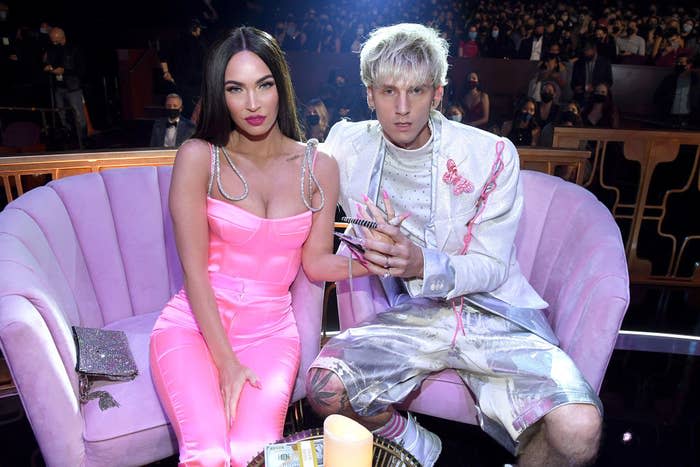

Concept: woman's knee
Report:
left=179, top=446, right=229, bottom=467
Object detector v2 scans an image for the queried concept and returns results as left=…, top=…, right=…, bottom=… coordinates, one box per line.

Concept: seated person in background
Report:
left=616, top=21, right=646, bottom=64
left=653, top=53, right=699, bottom=128
left=653, top=29, right=685, bottom=67
left=461, top=72, right=490, bottom=129
left=581, top=83, right=620, bottom=129
left=540, top=101, right=583, bottom=147
left=458, top=25, right=480, bottom=58
left=482, top=24, right=515, bottom=59
left=444, top=102, right=464, bottom=123
left=503, top=97, right=540, bottom=146
left=535, top=82, right=560, bottom=128
left=304, top=97, right=330, bottom=142
left=149, top=93, right=195, bottom=147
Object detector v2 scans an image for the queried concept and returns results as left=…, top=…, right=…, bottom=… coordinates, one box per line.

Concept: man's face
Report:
left=165, top=97, right=182, bottom=111
left=367, top=79, right=443, bottom=149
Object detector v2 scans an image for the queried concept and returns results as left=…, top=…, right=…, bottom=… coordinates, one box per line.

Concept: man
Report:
left=594, top=25, right=617, bottom=62
left=43, top=27, right=86, bottom=138
left=518, top=22, right=546, bottom=60
left=571, top=40, right=613, bottom=105
left=149, top=93, right=195, bottom=148
left=307, top=23, right=602, bottom=467
left=654, top=53, right=699, bottom=128
left=159, top=18, right=206, bottom=118
left=616, top=21, right=646, bottom=60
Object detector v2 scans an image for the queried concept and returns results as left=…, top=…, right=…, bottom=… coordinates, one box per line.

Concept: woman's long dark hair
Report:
left=193, top=26, right=303, bottom=146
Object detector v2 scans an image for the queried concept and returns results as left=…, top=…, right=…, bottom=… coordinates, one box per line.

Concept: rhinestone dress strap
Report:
left=207, top=143, right=216, bottom=196
left=300, top=138, right=325, bottom=212
left=212, top=145, right=250, bottom=202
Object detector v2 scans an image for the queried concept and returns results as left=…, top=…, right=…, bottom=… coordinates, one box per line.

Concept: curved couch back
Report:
left=515, top=170, right=629, bottom=390
left=0, top=167, right=182, bottom=386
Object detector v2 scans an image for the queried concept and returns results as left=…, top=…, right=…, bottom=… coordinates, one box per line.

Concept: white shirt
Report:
left=164, top=120, right=178, bottom=148
left=530, top=36, right=543, bottom=61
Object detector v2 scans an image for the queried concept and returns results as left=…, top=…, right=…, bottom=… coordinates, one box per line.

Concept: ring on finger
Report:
left=384, top=255, right=390, bottom=269
left=388, top=216, right=402, bottom=226
left=383, top=269, right=391, bottom=279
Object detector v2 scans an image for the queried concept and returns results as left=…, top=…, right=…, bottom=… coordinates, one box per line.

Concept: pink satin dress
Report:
left=150, top=193, right=312, bottom=466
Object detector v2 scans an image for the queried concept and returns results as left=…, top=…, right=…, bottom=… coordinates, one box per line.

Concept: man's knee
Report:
left=305, top=367, right=347, bottom=416
left=544, top=404, right=602, bottom=464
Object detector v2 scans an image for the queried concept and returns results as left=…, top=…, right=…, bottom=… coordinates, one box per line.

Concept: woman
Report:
left=581, top=83, right=620, bottom=128
left=458, top=25, right=480, bottom=58
left=304, top=97, right=330, bottom=142
left=461, top=72, right=490, bottom=129
left=535, top=81, right=561, bottom=128
left=504, top=97, right=540, bottom=146
left=149, top=27, right=369, bottom=466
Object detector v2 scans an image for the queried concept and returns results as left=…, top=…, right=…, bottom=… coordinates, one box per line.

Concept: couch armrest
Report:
left=289, top=269, right=325, bottom=402
left=0, top=295, right=85, bottom=466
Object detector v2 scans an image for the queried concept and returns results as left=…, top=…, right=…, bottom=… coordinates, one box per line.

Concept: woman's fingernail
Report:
left=382, top=189, right=389, bottom=199
left=362, top=194, right=370, bottom=202
left=356, top=202, right=363, bottom=212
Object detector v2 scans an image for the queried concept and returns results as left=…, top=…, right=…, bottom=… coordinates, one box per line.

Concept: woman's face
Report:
left=224, top=51, right=280, bottom=138
left=522, top=101, right=536, bottom=115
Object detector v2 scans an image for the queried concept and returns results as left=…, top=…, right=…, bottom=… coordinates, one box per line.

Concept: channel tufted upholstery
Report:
left=0, top=166, right=324, bottom=466
left=335, top=170, right=630, bottom=425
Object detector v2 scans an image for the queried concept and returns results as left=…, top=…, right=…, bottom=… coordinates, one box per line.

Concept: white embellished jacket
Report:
left=322, top=111, right=549, bottom=315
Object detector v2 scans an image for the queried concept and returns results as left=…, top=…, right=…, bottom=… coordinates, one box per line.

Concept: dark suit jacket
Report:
left=654, top=71, right=700, bottom=123
left=517, top=36, right=549, bottom=60
left=149, top=117, right=195, bottom=148
left=571, top=55, right=614, bottom=92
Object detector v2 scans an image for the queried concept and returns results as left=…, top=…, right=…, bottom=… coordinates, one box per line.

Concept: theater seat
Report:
left=0, top=166, right=323, bottom=466
left=335, top=170, right=630, bottom=426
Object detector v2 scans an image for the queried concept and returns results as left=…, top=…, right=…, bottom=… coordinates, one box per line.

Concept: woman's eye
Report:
left=260, top=81, right=275, bottom=89
left=226, top=86, right=242, bottom=93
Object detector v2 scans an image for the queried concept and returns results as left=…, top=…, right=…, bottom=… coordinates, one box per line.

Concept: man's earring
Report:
left=368, top=106, right=375, bottom=132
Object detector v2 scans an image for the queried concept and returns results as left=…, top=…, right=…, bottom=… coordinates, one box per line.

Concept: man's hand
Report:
left=358, top=191, right=423, bottom=279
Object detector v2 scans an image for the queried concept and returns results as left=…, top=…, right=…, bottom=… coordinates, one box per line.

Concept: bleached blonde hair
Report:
left=360, top=23, right=449, bottom=89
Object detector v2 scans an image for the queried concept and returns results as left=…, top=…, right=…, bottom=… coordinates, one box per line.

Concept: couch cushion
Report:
left=82, top=311, right=171, bottom=443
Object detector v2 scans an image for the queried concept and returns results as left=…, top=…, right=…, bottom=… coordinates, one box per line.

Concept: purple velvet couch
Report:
left=0, top=166, right=324, bottom=466
left=335, top=170, right=630, bottom=424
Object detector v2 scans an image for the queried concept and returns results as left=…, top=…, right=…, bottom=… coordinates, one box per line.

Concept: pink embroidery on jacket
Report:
left=442, top=159, right=474, bottom=194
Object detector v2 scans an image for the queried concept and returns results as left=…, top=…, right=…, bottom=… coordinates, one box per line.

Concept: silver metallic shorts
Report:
left=310, top=298, right=602, bottom=454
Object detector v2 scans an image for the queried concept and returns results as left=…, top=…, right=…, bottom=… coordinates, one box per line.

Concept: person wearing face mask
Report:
left=504, top=97, right=539, bottom=146
left=680, top=19, right=698, bottom=57
left=581, top=83, right=619, bottom=128
left=654, top=53, right=699, bottom=128
left=461, top=72, right=490, bottom=128
left=616, top=21, right=646, bottom=64
left=482, top=24, right=515, bottom=58
left=304, top=97, right=330, bottom=142
left=150, top=94, right=195, bottom=148
left=535, top=81, right=561, bottom=127
left=458, top=25, right=480, bottom=58
left=444, top=103, right=464, bottom=123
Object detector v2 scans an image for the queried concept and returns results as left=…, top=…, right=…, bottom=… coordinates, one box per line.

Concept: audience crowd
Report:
left=0, top=0, right=699, bottom=150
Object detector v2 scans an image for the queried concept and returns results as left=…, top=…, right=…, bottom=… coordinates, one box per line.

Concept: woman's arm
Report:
left=301, top=151, right=370, bottom=282
left=169, top=139, right=258, bottom=426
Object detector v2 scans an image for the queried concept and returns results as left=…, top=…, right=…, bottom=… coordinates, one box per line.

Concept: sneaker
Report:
left=394, top=413, right=442, bottom=467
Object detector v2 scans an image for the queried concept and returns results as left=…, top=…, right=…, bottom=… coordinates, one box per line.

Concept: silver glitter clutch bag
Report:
left=72, top=326, right=138, bottom=411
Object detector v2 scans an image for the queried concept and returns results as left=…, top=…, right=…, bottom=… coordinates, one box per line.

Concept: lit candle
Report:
left=323, top=414, right=373, bottom=467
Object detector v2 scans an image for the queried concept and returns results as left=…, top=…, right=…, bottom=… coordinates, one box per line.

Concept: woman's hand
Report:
left=218, top=359, right=261, bottom=428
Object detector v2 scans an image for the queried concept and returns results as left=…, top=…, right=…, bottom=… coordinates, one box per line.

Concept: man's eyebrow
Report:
left=224, top=74, right=274, bottom=85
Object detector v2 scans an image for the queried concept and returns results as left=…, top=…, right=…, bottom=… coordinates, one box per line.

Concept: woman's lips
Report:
left=245, top=116, right=266, bottom=126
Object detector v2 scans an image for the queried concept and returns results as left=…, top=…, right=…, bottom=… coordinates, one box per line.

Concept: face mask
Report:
left=468, top=31, right=478, bottom=40
left=40, top=27, right=49, bottom=34
left=491, top=30, right=499, bottom=38
left=468, top=81, right=479, bottom=89
left=627, top=27, right=636, bottom=36
left=675, top=64, right=687, bottom=74
left=683, top=24, right=693, bottom=33
left=449, top=114, right=462, bottom=122
left=584, top=54, right=594, bottom=62
left=592, top=93, right=607, bottom=103
left=306, top=114, right=320, bottom=126
left=520, top=112, right=533, bottom=122
left=541, top=92, right=554, bottom=103
left=534, top=32, right=543, bottom=39
left=560, top=111, right=578, bottom=124
left=167, top=108, right=181, bottom=120
left=0, top=11, right=6, bottom=21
